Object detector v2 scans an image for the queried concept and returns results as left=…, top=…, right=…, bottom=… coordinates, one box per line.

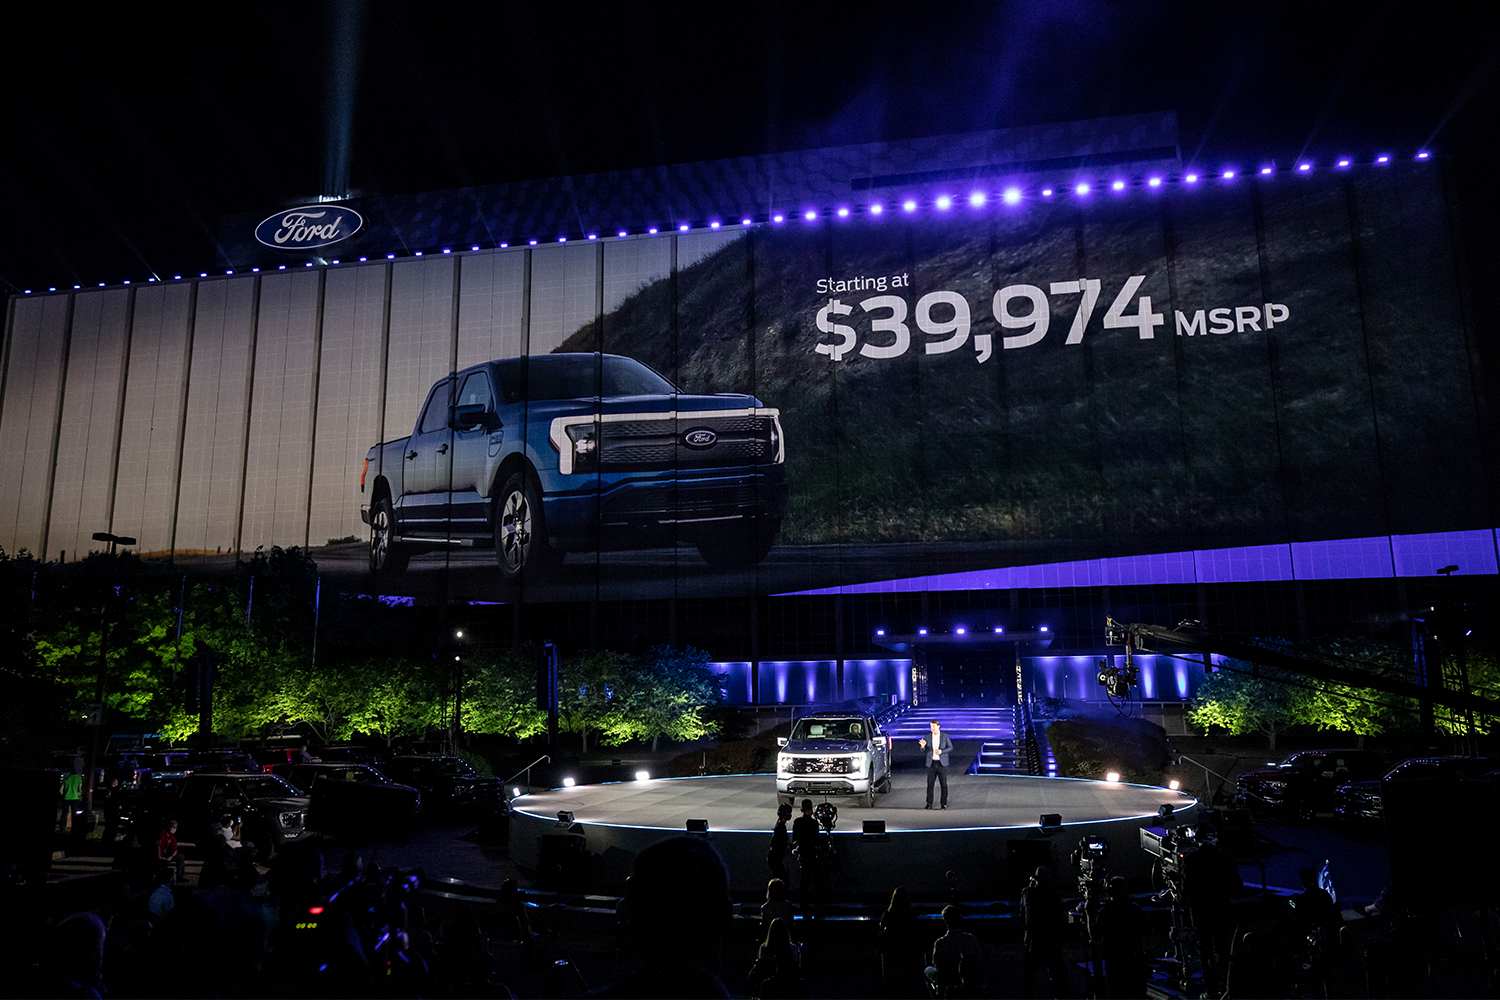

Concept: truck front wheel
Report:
left=369, top=497, right=410, bottom=575
left=495, top=472, right=561, bottom=580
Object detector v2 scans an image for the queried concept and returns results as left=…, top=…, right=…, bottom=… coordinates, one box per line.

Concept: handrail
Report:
left=1175, top=754, right=1237, bottom=805
left=503, top=755, right=551, bottom=794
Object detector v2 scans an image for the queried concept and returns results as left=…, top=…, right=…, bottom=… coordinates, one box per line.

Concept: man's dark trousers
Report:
left=926, top=761, right=948, bottom=807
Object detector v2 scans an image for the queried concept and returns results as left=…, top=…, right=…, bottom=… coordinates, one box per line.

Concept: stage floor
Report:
left=509, top=773, right=1197, bottom=892
left=512, top=772, right=1191, bottom=833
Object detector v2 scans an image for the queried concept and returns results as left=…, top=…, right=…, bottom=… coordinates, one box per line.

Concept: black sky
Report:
left=2, top=2, right=1497, bottom=295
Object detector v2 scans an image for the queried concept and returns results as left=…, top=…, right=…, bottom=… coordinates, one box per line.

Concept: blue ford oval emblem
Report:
left=254, top=205, right=364, bottom=250
left=684, top=428, right=717, bottom=448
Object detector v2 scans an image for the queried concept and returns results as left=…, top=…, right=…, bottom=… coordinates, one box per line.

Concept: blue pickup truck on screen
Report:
left=360, top=354, right=788, bottom=578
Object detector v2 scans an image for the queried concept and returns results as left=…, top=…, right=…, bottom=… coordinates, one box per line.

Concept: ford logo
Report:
left=254, top=205, right=364, bottom=250
left=683, top=428, right=718, bottom=448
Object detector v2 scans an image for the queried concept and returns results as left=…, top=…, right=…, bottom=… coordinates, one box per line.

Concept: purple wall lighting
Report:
left=782, top=529, right=1500, bottom=597
left=718, top=659, right=911, bottom=705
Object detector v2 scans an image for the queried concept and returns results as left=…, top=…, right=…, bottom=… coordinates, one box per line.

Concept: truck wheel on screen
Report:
left=495, top=471, right=561, bottom=580
left=369, top=497, right=410, bottom=575
left=695, top=518, right=780, bottom=570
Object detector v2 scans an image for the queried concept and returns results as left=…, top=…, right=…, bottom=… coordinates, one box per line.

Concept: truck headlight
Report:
left=846, top=756, right=866, bottom=777
left=777, top=754, right=792, bottom=773
left=278, top=811, right=302, bottom=829
left=566, top=424, right=599, bottom=474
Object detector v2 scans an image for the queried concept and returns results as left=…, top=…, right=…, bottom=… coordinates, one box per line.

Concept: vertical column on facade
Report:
left=37, top=293, right=77, bottom=561
left=300, top=270, right=328, bottom=549
left=104, top=289, right=138, bottom=536
left=232, top=277, right=264, bottom=556
left=167, top=284, right=201, bottom=556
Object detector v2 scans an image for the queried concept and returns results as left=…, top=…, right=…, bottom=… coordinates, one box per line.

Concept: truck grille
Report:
left=599, top=416, right=775, bottom=471
left=788, top=756, right=856, bottom=775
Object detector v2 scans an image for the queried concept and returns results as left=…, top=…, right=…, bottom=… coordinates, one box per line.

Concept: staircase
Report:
left=883, top=705, right=1028, bottom=776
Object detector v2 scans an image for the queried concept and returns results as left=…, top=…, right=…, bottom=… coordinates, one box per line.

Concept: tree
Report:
left=349, top=658, right=443, bottom=747
left=558, top=650, right=633, bottom=752
left=269, top=659, right=370, bottom=743
left=1188, top=660, right=1316, bottom=752
left=462, top=650, right=547, bottom=740
left=613, top=646, right=723, bottom=751
left=1302, top=638, right=1416, bottom=746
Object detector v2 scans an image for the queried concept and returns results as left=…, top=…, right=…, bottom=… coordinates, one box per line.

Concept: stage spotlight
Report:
left=994, top=627, right=1003, bottom=633
left=935, top=195, right=953, bottom=210
left=956, top=627, right=966, bottom=635
left=686, top=819, right=709, bottom=834
left=635, top=770, right=650, bottom=781
left=1040, top=626, right=1049, bottom=632
left=513, top=787, right=522, bottom=797
left=1184, top=173, right=1199, bottom=183
left=876, top=629, right=886, bottom=636
left=1111, top=180, right=1124, bottom=191
left=562, top=777, right=576, bottom=788
left=1039, top=813, right=1062, bottom=832
left=1041, top=188, right=1053, bottom=196
left=869, top=203, right=884, bottom=215
left=902, top=199, right=917, bottom=212
left=1147, top=176, right=1162, bottom=187
left=862, top=819, right=888, bottom=840
left=556, top=810, right=575, bottom=827
left=1105, top=772, right=1121, bottom=783
left=968, top=191, right=985, bottom=206
left=1168, top=779, right=1180, bottom=791
left=918, top=628, right=928, bottom=635
left=1377, top=155, right=1390, bottom=163
left=1075, top=182, right=1090, bottom=195
left=1003, top=187, right=1021, bottom=204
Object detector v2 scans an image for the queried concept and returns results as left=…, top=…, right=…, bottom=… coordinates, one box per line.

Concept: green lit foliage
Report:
left=348, top=658, right=444, bottom=747
left=1188, top=660, right=1316, bottom=752
left=1303, top=638, right=1415, bottom=740
left=612, top=646, right=723, bottom=752
left=558, top=650, right=633, bottom=752
left=462, top=649, right=547, bottom=740
left=1434, top=651, right=1500, bottom=737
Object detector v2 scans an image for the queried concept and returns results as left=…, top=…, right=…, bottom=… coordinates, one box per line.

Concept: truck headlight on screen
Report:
left=846, top=756, right=867, bottom=778
left=777, top=754, right=793, bottom=774
left=565, top=424, right=599, bottom=474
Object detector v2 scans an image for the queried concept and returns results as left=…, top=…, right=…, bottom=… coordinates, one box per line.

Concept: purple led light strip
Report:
left=778, top=528, right=1500, bottom=596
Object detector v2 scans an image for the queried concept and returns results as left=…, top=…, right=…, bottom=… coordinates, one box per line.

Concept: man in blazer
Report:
left=917, top=719, right=953, bottom=809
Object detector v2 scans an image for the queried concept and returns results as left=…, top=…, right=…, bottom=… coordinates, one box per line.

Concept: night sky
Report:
left=1, top=2, right=1496, bottom=298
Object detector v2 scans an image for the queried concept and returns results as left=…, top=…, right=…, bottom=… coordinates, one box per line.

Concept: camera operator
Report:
left=1090, top=877, right=1147, bottom=999
left=1180, top=823, right=1240, bottom=994
left=1289, top=866, right=1341, bottom=992
left=791, top=799, right=827, bottom=915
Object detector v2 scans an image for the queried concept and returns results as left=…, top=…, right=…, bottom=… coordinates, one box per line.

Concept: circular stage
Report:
left=510, top=773, right=1198, bottom=894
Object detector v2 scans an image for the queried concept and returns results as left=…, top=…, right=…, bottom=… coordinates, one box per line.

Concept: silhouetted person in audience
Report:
left=791, top=799, right=826, bottom=912
left=7, top=911, right=107, bottom=998
left=762, top=878, right=795, bottom=933
left=1021, top=865, right=1067, bottom=998
left=1181, top=824, right=1240, bottom=994
left=926, top=904, right=982, bottom=997
left=156, top=818, right=186, bottom=884
left=768, top=802, right=792, bottom=881
left=879, top=886, right=922, bottom=996
left=596, top=835, right=735, bottom=997
left=1091, top=877, right=1147, bottom=999
left=749, top=916, right=807, bottom=998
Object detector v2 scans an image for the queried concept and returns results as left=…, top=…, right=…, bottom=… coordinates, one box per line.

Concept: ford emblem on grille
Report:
left=684, top=428, right=717, bottom=448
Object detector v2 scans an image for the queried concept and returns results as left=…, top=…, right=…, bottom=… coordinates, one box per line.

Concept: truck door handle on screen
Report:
left=437, top=443, right=448, bottom=454
left=406, top=450, right=418, bottom=460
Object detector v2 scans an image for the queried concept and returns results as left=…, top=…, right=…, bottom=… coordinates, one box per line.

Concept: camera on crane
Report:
left=1097, top=658, right=1137, bottom=698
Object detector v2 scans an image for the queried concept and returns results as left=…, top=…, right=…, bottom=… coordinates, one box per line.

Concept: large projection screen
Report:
left=1, top=160, right=1493, bottom=602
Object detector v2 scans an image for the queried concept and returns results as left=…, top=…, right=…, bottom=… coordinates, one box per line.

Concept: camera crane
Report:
left=1103, top=617, right=1500, bottom=720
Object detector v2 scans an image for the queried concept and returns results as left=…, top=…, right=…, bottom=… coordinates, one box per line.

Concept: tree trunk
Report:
left=1265, top=728, right=1277, bottom=753
left=652, top=732, right=660, bottom=753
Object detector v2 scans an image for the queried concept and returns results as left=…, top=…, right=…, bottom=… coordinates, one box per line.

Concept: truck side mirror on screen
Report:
left=450, top=403, right=490, bottom=430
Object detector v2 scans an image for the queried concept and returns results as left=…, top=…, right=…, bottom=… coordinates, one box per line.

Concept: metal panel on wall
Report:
left=529, top=244, right=598, bottom=354
left=109, top=285, right=193, bottom=554
left=383, top=258, right=455, bottom=449
left=456, top=251, right=526, bottom=369
left=175, top=279, right=257, bottom=554
left=0, top=295, right=70, bottom=556
left=241, top=271, right=321, bottom=551
left=309, top=264, right=388, bottom=547
left=47, top=289, right=130, bottom=561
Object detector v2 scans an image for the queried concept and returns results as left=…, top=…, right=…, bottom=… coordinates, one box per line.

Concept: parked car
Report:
left=360, top=353, right=788, bottom=578
left=1234, top=749, right=1387, bottom=816
left=1334, top=756, right=1493, bottom=822
left=775, top=712, right=893, bottom=808
left=380, top=756, right=503, bottom=811
left=273, top=762, right=419, bottom=810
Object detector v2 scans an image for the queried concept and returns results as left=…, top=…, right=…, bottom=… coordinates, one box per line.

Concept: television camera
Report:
left=1070, top=836, right=1111, bottom=911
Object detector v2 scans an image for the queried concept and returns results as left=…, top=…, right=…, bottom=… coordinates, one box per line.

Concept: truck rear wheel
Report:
left=369, top=497, right=410, bottom=575
left=495, top=471, right=561, bottom=580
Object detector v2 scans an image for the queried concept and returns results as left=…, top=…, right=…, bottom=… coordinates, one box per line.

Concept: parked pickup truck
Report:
left=121, top=771, right=310, bottom=858
left=361, top=353, right=788, bottom=578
